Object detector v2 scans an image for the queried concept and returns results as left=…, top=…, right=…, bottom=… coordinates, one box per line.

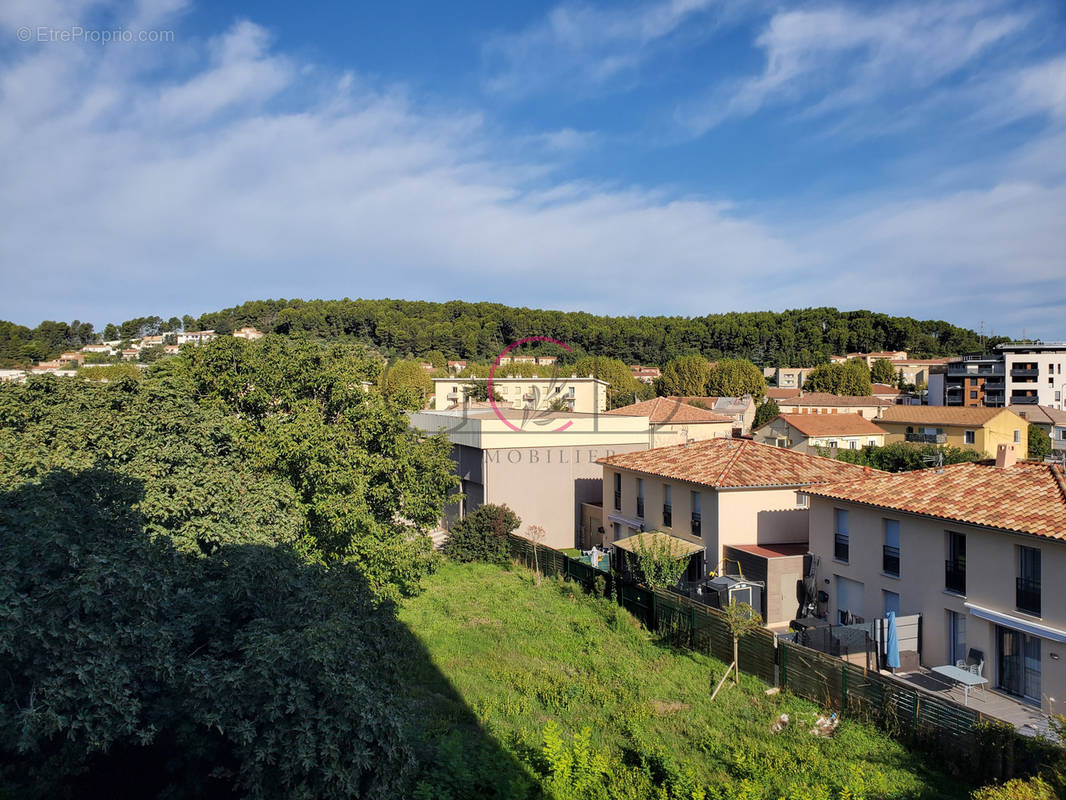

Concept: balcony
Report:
left=1016, top=577, right=1041, bottom=616
left=906, top=433, right=946, bottom=444
left=945, top=560, right=966, bottom=595
left=1010, top=394, right=1039, bottom=405
left=883, top=545, right=900, bottom=577
left=636, top=497, right=644, bottom=518
left=947, top=364, right=1004, bottom=377
left=834, top=533, right=849, bottom=562
left=662, top=504, right=672, bottom=527
left=1010, top=368, right=1038, bottom=380
left=691, top=512, right=701, bottom=536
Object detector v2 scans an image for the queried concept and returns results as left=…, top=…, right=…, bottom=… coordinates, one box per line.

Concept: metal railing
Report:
left=945, top=560, right=966, bottom=595
left=905, top=433, right=946, bottom=443
left=1016, top=577, right=1041, bottom=616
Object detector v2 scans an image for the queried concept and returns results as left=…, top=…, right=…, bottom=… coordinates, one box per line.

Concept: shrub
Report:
left=971, top=776, right=1057, bottom=800
left=442, top=504, right=520, bottom=564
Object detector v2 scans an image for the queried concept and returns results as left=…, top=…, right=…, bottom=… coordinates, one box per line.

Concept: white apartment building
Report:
left=432, top=376, right=609, bottom=413
left=946, top=343, right=1066, bottom=410
left=176, top=330, right=218, bottom=345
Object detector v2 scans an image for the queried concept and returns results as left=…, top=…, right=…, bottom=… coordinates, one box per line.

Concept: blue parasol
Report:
left=885, top=610, right=901, bottom=670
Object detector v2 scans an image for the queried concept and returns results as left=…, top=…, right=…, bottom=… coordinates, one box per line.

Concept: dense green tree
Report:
left=752, top=398, right=780, bottom=430
left=827, top=442, right=983, bottom=471
left=462, top=379, right=504, bottom=402
left=706, top=358, right=766, bottom=399
left=441, top=504, right=521, bottom=564
left=383, top=359, right=434, bottom=408
left=657, top=355, right=712, bottom=397
left=102, top=322, right=119, bottom=340
left=870, top=358, right=897, bottom=384
left=804, top=359, right=872, bottom=395
left=570, top=356, right=649, bottom=409
left=1028, top=424, right=1052, bottom=460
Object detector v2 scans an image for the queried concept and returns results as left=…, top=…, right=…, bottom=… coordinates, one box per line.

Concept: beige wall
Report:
left=810, top=497, right=1066, bottom=713
left=878, top=410, right=1027, bottom=458
left=649, top=420, right=733, bottom=448
left=601, top=467, right=809, bottom=578
left=432, top=377, right=607, bottom=413
left=753, top=418, right=885, bottom=454
left=779, top=403, right=886, bottom=420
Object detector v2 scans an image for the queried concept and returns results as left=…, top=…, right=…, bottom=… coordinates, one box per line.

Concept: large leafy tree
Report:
left=803, top=359, right=872, bottom=395
left=656, top=355, right=712, bottom=397
left=382, top=359, right=434, bottom=408
left=870, top=358, right=897, bottom=384
left=1028, top=424, right=1052, bottom=460
left=706, top=358, right=766, bottom=399
left=752, top=398, right=780, bottom=430
left=570, top=356, right=651, bottom=409
left=0, top=468, right=415, bottom=800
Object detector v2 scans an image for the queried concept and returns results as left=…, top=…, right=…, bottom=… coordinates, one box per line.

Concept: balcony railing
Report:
left=834, top=533, right=849, bottom=562
left=613, top=490, right=621, bottom=511
left=636, top=497, right=644, bottom=518
left=662, top=504, right=672, bottom=527
left=691, top=512, right=701, bottom=536
left=1010, top=395, right=1039, bottom=404
left=1010, top=368, right=1038, bottom=380
left=883, top=545, right=900, bottom=576
left=905, top=433, right=946, bottom=443
left=1016, top=577, right=1041, bottom=616
left=945, top=560, right=966, bottom=595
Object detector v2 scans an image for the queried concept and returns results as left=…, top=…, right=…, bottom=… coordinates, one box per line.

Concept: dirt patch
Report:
left=650, top=700, right=691, bottom=714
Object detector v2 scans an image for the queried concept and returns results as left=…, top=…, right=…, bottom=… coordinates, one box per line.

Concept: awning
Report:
left=607, top=513, right=645, bottom=529
left=964, top=602, right=1066, bottom=643
left=612, top=531, right=704, bottom=557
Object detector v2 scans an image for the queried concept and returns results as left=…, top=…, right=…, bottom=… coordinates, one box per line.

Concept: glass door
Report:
left=997, top=626, right=1041, bottom=703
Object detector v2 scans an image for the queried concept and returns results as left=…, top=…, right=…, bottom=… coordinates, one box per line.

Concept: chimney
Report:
left=996, top=443, right=1018, bottom=470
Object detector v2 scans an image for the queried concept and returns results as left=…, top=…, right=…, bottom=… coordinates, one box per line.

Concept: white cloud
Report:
left=1, top=1, right=1065, bottom=339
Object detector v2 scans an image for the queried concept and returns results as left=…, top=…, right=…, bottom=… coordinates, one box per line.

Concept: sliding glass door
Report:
left=997, top=626, right=1041, bottom=703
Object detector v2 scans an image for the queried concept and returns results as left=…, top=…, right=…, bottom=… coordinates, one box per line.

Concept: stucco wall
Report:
left=810, top=497, right=1066, bottom=712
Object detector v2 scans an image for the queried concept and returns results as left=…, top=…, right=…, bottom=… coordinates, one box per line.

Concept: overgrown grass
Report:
left=399, top=561, right=965, bottom=800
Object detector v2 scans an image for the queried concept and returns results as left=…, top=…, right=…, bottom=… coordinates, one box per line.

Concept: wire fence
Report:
left=503, top=533, right=1059, bottom=783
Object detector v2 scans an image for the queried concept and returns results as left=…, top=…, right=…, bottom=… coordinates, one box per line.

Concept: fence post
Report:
left=781, top=643, right=787, bottom=689
left=841, top=665, right=847, bottom=716
left=650, top=591, right=657, bottom=632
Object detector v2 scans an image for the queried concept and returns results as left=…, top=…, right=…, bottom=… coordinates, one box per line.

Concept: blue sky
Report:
left=1, top=0, right=1064, bottom=338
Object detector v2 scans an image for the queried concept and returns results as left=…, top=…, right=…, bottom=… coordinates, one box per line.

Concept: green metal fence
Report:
left=503, top=533, right=1049, bottom=779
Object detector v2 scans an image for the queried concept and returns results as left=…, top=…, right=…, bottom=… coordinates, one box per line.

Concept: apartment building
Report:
left=773, top=367, right=814, bottom=390
left=597, top=439, right=870, bottom=587
left=754, top=413, right=887, bottom=454
left=606, top=397, right=734, bottom=447
left=176, top=330, right=217, bottom=345
left=945, top=343, right=1066, bottom=410
left=410, top=408, right=650, bottom=550
left=806, top=448, right=1066, bottom=713
left=778, top=393, right=893, bottom=420
left=877, top=406, right=1028, bottom=458
left=432, top=376, right=608, bottom=413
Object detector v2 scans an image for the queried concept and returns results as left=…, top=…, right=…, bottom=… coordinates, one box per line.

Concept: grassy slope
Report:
left=399, top=561, right=964, bottom=800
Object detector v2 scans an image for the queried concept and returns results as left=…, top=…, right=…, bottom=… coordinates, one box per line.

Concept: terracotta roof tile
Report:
left=606, top=396, right=733, bottom=424
left=776, top=413, right=888, bottom=437
left=766, top=388, right=802, bottom=400
left=878, top=406, right=1023, bottom=427
left=597, top=437, right=873, bottom=489
left=807, top=462, right=1066, bottom=540
left=1008, top=405, right=1066, bottom=426
left=786, top=393, right=893, bottom=408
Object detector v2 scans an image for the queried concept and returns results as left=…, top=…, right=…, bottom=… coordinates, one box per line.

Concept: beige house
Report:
left=754, top=413, right=887, bottom=454
left=233, top=327, right=265, bottom=340
left=410, top=408, right=650, bottom=550
left=597, top=439, right=871, bottom=625
left=877, top=405, right=1028, bottom=458
left=806, top=448, right=1066, bottom=714
left=606, top=397, right=733, bottom=447
left=679, top=395, right=756, bottom=434
left=831, top=351, right=910, bottom=366
left=176, top=330, right=217, bottom=345
left=630, top=365, right=661, bottom=384
left=773, top=367, right=814, bottom=391
left=432, top=376, right=608, bottom=413
left=779, top=393, right=894, bottom=420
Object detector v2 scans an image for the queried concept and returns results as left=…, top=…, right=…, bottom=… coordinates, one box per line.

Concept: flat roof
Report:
left=612, top=531, right=704, bottom=556
left=726, top=543, right=809, bottom=559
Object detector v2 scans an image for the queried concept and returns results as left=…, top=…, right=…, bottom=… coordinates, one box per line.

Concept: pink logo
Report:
left=489, top=337, right=574, bottom=432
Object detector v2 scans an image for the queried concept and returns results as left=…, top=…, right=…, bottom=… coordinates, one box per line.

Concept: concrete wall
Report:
left=779, top=403, right=886, bottom=420
left=432, top=378, right=607, bottom=413
left=753, top=418, right=885, bottom=454
left=724, top=546, right=805, bottom=627
left=485, top=443, right=647, bottom=550
left=810, top=496, right=1066, bottom=713
left=648, top=420, right=733, bottom=448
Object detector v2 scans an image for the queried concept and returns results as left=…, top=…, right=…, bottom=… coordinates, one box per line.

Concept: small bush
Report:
left=441, top=504, right=520, bottom=564
left=972, top=776, right=1057, bottom=800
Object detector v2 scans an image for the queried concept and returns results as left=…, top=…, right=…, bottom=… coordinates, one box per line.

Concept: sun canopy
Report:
left=611, top=531, right=703, bottom=557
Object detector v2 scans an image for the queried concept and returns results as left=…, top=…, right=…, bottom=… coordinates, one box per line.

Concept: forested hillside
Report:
left=1, top=299, right=1004, bottom=367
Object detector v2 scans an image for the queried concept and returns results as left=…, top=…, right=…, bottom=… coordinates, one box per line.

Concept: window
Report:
left=662, top=484, right=672, bottom=527
left=795, top=492, right=809, bottom=508
left=964, top=430, right=975, bottom=445
left=945, top=532, right=966, bottom=595
left=883, top=519, right=900, bottom=577
left=970, top=377, right=978, bottom=386
left=969, top=391, right=978, bottom=399
left=883, top=590, right=900, bottom=617
left=948, top=610, right=966, bottom=665
left=834, top=509, right=849, bottom=562
left=848, top=440, right=858, bottom=450
left=690, top=491, right=702, bottom=536
left=636, top=479, right=644, bottom=518
left=612, top=522, right=621, bottom=541
left=868, top=438, right=877, bottom=447
left=613, top=473, right=621, bottom=511
left=1014, top=429, right=1021, bottom=443
left=1017, top=546, right=1041, bottom=616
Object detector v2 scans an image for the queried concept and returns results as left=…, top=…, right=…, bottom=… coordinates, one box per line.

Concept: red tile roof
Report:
left=871, top=383, right=905, bottom=395
left=786, top=393, right=893, bottom=408
left=597, top=437, right=873, bottom=489
left=776, top=413, right=887, bottom=437
left=807, top=462, right=1066, bottom=541
left=1008, top=405, right=1066, bottom=426
left=606, top=396, right=733, bottom=424
left=878, top=405, right=1022, bottom=427
left=766, top=388, right=802, bottom=400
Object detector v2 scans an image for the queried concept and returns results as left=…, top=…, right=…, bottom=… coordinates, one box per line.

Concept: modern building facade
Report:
left=806, top=450, right=1066, bottom=713
left=946, top=343, right=1066, bottom=410
left=410, top=408, right=650, bottom=549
